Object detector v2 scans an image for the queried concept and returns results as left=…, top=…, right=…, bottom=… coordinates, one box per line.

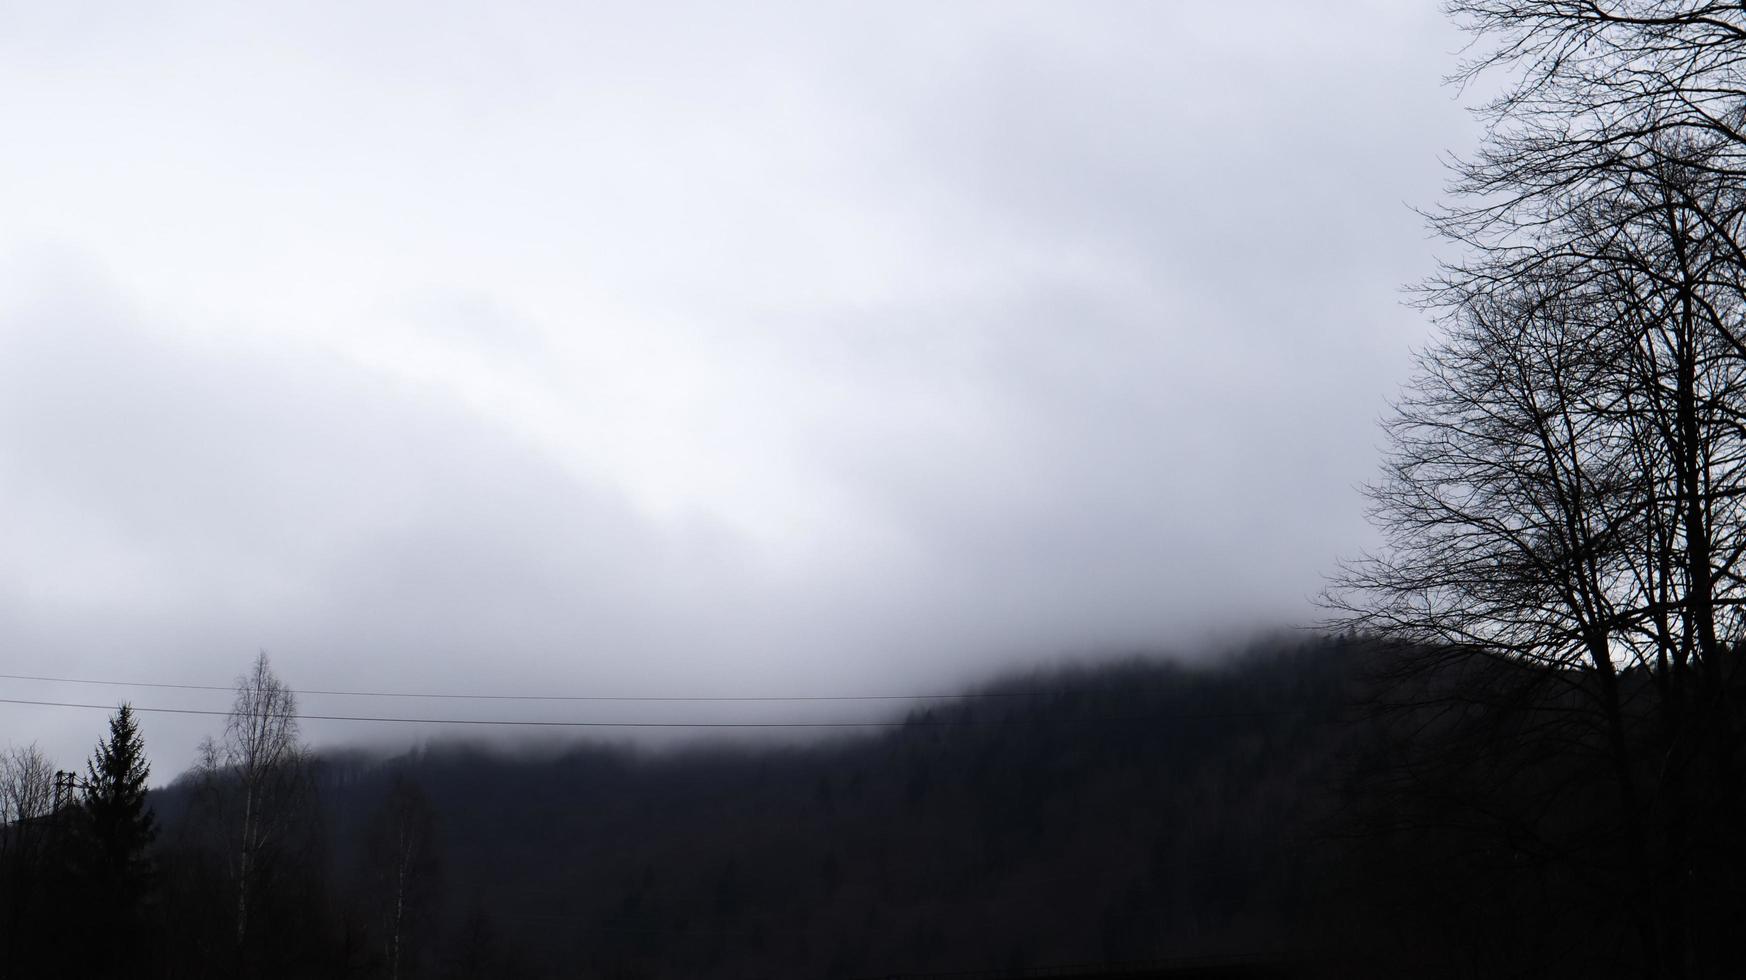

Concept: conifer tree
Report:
left=80, top=704, right=157, bottom=915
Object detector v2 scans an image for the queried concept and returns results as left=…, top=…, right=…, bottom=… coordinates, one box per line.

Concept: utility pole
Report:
left=50, top=771, right=83, bottom=828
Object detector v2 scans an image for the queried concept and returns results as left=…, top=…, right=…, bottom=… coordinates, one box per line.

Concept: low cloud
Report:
left=0, top=1, right=1468, bottom=777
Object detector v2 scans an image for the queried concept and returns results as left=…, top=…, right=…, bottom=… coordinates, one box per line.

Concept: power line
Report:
left=0, top=695, right=1328, bottom=729
left=0, top=671, right=1050, bottom=703
left=0, top=697, right=904, bottom=728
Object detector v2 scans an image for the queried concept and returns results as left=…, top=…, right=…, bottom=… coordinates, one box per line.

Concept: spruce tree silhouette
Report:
left=78, top=703, right=157, bottom=976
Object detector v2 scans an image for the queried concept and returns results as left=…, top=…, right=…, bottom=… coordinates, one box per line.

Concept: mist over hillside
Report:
left=141, top=637, right=1367, bottom=979
left=8, top=632, right=1738, bottom=978
left=108, top=632, right=1645, bottom=980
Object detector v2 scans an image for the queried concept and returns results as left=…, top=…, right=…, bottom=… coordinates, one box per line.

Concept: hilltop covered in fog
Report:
left=123, top=634, right=1557, bottom=980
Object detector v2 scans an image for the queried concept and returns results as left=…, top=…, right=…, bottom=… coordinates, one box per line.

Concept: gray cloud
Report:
left=0, top=2, right=1470, bottom=777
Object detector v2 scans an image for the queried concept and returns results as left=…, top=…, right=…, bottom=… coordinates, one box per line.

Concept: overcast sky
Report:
left=0, top=1, right=1472, bottom=777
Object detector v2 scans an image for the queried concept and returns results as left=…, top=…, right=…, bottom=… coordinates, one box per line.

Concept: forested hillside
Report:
left=124, top=637, right=1371, bottom=979
left=7, top=633, right=1741, bottom=978
left=292, top=640, right=1363, bottom=979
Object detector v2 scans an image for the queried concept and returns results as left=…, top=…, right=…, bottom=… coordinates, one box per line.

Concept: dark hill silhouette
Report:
left=17, top=633, right=1706, bottom=978
left=146, top=637, right=1371, bottom=979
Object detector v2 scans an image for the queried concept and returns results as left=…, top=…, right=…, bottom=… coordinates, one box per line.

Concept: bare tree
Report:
left=0, top=743, right=56, bottom=973
left=1328, top=5, right=1746, bottom=975
left=0, top=743, right=56, bottom=888
left=0, top=744, right=54, bottom=832
left=1434, top=3, right=1746, bottom=797
left=197, top=651, right=310, bottom=953
left=360, top=776, right=440, bottom=980
left=1440, top=2, right=1746, bottom=251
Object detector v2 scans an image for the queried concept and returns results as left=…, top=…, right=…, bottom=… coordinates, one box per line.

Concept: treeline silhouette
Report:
left=7, top=634, right=1737, bottom=978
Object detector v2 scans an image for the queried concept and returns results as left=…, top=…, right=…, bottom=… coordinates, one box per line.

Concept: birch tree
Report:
left=197, top=652, right=309, bottom=954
